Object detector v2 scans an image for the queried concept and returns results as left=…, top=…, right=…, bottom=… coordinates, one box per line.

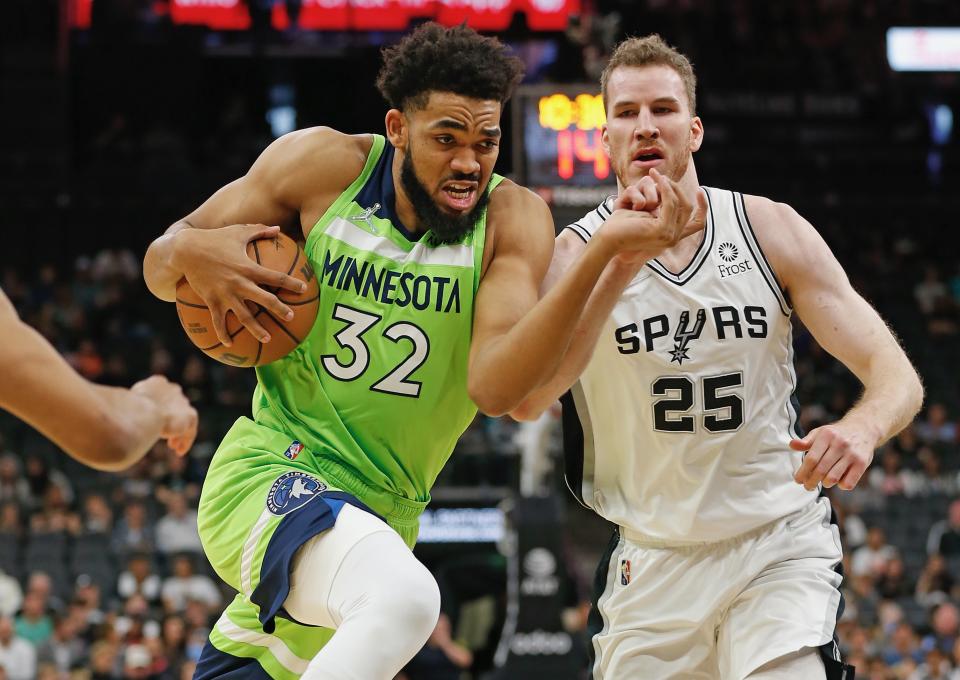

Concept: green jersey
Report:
left=252, top=134, right=501, bottom=508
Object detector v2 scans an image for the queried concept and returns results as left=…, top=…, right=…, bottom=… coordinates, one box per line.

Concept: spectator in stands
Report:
left=22, top=456, right=73, bottom=510
left=0, top=456, right=29, bottom=508
left=917, top=404, right=958, bottom=446
left=112, top=502, right=155, bottom=558
left=88, top=640, right=117, bottom=680
left=882, top=621, right=924, bottom=668
left=72, top=576, right=105, bottom=629
left=877, top=556, right=912, bottom=600
left=853, top=527, right=898, bottom=578
left=916, top=554, right=956, bottom=607
left=913, top=447, right=955, bottom=497
left=915, top=647, right=951, bottom=679
left=25, top=573, right=61, bottom=616
left=160, top=614, right=187, bottom=675
left=0, top=573, right=20, bottom=620
left=869, top=449, right=908, bottom=496
left=14, top=592, right=52, bottom=646
left=82, top=494, right=114, bottom=535
left=118, top=554, right=162, bottom=605
left=925, top=602, right=960, bottom=655
left=156, top=449, right=201, bottom=505
left=0, top=504, right=20, bottom=540
left=160, top=555, right=220, bottom=615
left=0, top=615, right=35, bottom=680
left=915, top=266, right=948, bottom=315
left=155, top=492, right=201, bottom=556
left=927, top=500, right=960, bottom=557
left=36, top=612, right=86, bottom=673
left=400, top=612, right=472, bottom=680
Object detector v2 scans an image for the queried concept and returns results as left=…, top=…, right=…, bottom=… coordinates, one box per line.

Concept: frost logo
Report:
left=718, top=242, right=739, bottom=262
left=266, top=472, right=326, bottom=516
left=521, top=548, right=559, bottom=596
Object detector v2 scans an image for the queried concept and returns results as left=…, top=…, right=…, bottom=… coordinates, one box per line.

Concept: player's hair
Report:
left=601, top=34, right=697, bottom=115
left=376, top=22, right=525, bottom=112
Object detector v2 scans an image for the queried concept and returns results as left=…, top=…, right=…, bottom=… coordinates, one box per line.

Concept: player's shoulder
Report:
left=486, top=179, right=553, bottom=241
left=255, top=127, right=373, bottom=194
left=487, top=178, right=549, bottom=217
left=267, top=127, right=372, bottom=174
left=741, top=193, right=804, bottom=227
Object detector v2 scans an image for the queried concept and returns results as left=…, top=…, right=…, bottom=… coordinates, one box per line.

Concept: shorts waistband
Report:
left=621, top=512, right=787, bottom=550
left=313, top=456, right=427, bottom=524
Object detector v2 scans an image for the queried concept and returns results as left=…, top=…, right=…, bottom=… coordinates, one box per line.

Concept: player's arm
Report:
left=0, top=290, right=198, bottom=471
left=747, top=196, right=924, bottom=491
left=143, top=127, right=368, bottom=345
left=469, top=172, right=699, bottom=416
left=510, top=182, right=671, bottom=421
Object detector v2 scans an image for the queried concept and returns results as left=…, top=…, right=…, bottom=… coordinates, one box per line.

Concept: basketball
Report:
left=175, top=233, right=319, bottom=367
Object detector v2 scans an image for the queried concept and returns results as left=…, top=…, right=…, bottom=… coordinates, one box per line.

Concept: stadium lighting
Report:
left=887, top=27, right=960, bottom=71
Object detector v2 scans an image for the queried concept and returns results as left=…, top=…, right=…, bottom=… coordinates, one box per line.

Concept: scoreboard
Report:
left=512, top=84, right=616, bottom=206
left=69, top=0, right=579, bottom=32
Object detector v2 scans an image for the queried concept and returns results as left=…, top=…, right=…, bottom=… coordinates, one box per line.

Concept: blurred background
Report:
left=1, top=1, right=959, bottom=679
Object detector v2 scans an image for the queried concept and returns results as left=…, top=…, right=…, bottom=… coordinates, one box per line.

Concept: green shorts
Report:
left=194, top=417, right=427, bottom=679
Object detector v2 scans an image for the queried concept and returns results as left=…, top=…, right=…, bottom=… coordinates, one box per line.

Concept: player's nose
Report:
left=450, top=148, right=481, bottom=175
left=634, top=109, right=659, bottom=139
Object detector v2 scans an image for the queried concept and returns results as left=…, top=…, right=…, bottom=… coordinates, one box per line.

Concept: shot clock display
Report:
left=513, top=85, right=612, bottom=189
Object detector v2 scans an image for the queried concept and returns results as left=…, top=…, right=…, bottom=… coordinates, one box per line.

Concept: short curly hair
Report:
left=376, top=22, right=525, bottom=112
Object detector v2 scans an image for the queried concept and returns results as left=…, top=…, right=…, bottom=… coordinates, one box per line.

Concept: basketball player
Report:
left=142, top=24, right=702, bottom=680
left=512, top=35, right=924, bottom=679
left=0, top=288, right=197, bottom=469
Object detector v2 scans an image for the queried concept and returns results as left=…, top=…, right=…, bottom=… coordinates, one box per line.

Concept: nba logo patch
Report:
left=283, top=440, right=304, bottom=460
left=266, top=472, right=326, bottom=516
left=620, top=559, right=631, bottom=586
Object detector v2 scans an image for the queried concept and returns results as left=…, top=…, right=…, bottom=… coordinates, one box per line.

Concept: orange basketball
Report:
left=175, top=233, right=319, bottom=367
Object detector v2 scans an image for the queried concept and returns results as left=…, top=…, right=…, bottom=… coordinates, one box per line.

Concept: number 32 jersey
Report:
left=253, top=135, right=500, bottom=506
left=563, top=187, right=815, bottom=543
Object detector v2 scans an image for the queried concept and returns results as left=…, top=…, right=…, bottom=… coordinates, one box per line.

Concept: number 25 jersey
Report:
left=563, top=187, right=815, bottom=543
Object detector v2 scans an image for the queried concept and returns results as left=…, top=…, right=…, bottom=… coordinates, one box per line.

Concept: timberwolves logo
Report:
left=718, top=242, right=739, bottom=262
left=669, top=309, right=706, bottom=365
left=266, top=472, right=327, bottom=516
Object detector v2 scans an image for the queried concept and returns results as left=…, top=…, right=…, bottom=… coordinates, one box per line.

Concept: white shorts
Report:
left=590, top=497, right=845, bottom=680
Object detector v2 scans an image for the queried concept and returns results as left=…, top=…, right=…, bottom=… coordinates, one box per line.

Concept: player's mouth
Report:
left=439, top=181, right=478, bottom=212
left=631, top=147, right=665, bottom=169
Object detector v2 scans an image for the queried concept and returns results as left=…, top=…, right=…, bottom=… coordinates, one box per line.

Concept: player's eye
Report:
left=479, top=140, right=498, bottom=150
left=617, top=110, right=636, bottom=118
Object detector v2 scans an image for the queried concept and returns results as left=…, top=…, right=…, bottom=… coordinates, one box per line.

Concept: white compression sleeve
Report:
left=284, top=503, right=441, bottom=680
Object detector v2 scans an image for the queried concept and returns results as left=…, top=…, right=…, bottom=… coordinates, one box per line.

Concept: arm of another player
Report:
left=510, top=179, right=694, bottom=421
left=143, top=127, right=367, bottom=345
left=0, top=289, right=198, bottom=471
left=469, top=172, right=699, bottom=416
left=746, top=196, right=924, bottom=491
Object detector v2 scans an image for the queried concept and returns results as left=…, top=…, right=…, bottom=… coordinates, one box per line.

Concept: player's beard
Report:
left=616, top=136, right=693, bottom=187
left=400, top=148, right=490, bottom=245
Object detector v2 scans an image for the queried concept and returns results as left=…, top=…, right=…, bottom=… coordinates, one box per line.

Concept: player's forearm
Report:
left=842, top=351, right=923, bottom=446
left=511, top=258, right=640, bottom=420
left=143, top=220, right=193, bottom=301
left=469, top=237, right=616, bottom=416
left=0, top=321, right=166, bottom=470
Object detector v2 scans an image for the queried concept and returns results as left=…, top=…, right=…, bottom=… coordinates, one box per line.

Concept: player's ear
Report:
left=601, top=123, right=611, bottom=157
left=690, top=116, right=704, bottom=152
left=385, top=109, right=407, bottom=149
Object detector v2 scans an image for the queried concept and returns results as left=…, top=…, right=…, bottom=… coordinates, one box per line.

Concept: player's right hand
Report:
left=601, top=169, right=707, bottom=263
left=172, top=224, right=307, bottom=346
left=131, top=375, right=199, bottom=456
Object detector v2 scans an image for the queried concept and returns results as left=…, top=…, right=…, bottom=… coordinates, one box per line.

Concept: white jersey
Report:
left=562, top=187, right=816, bottom=543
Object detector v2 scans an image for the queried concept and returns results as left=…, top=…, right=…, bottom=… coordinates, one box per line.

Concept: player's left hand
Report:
left=789, top=418, right=880, bottom=491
